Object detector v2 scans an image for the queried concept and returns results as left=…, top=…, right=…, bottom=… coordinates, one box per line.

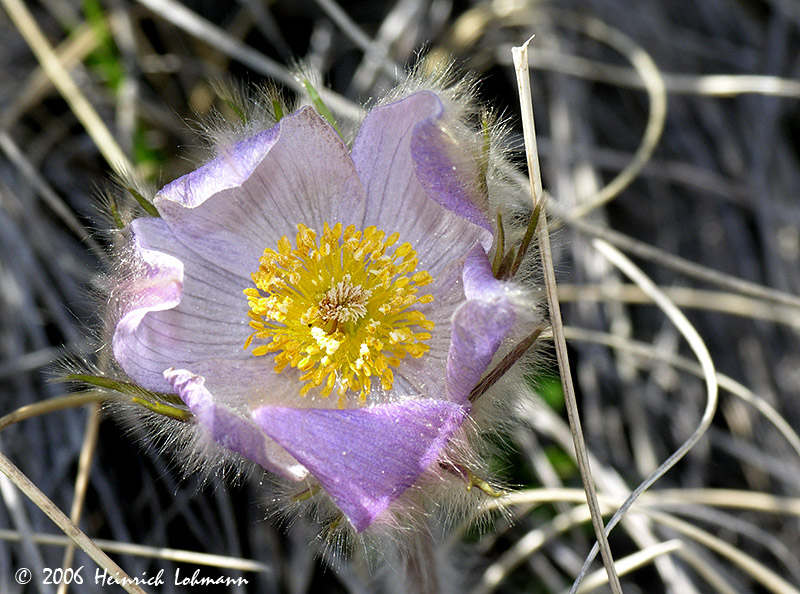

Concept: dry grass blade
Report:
left=515, top=46, right=800, bottom=98
left=563, top=326, right=800, bottom=462
left=557, top=283, right=800, bottom=331
left=483, top=486, right=800, bottom=593
left=647, top=510, right=800, bottom=594
left=0, top=0, right=132, bottom=175
left=134, top=0, right=363, bottom=122
left=571, top=540, right=684, bottom=594
left=0, top=451, right=148, bottom=594
left=542, top=10, right=668, bottom=220
left=570, top=239, right=718, bottom=591
left=473, top=504, right=594, bottom=594
left=513, top=37, right=622, bottom=594
left=2, top=1, right=799, bottom=592
left=562, top=215, right=800, bottom=311
left=312, top=0, right=402, bottom=80
left=0, top=132, right=105, bottom=259
left=0, top=393, right=111, bottom=432
left=0, top=529, right=271, bottom=572
left=56, top=404, right=101, bottom=594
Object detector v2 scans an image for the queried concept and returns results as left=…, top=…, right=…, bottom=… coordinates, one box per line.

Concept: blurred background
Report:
left=1, top=0, right=800, bottom=592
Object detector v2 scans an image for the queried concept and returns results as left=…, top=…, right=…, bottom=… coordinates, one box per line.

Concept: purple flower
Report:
left=112, top=90, right=516, bottom=531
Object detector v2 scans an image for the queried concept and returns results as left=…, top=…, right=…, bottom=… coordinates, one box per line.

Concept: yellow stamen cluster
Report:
left=244, top=222, right=435, bottom=406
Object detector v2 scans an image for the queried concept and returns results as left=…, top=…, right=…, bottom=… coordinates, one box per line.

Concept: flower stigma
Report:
left=244, top=222, right=435, bottom=406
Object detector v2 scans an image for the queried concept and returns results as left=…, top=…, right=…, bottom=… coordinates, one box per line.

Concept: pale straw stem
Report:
left=0, top=451, right=148, bottom=594
left=0, top=0, right=133, bottom=175
left=512, top=37, right=623, bottom=594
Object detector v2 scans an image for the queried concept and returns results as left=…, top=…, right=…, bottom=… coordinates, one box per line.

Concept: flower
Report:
left=111, top=88, right=518, bottom=532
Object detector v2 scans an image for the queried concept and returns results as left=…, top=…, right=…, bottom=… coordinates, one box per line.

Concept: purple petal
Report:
left=446, top=245, right=515, bottom=403
left=159, top=126, right=280, bottom=208
left=351, top=92, right=492, bottom=275
left=112, top=218, right=251, bottom=392
left=462, top=242, right=507, bottom=301
left=252, top=400, right=468, bottom=531
left=179, top=358, right=344, bottom=412
left=410, top=97, right=492, bottom=232
left=388, top=255, right=463, bottom=398
left=165, top=367, right=308, bottom=480
left=156, top=107, right=366, bottom=279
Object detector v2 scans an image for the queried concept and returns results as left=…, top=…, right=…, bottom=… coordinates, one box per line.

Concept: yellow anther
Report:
left=412, top=271, right=433, bottom=286
left=244, top=222, right=435, bottom=406
left=277, top=236, right=292, bottom=255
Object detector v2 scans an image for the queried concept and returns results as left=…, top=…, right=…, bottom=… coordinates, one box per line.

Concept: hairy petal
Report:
left=165, top=367, right=308, bottom=480
left=446, top=245, right=515, bottom=403
left=112, top=218, right=251, bottom=392
left=410, top=97, right=491, bottom=232
left=158, top=126, right=280, bottom=208
left=156, top=107, right=366, bottom=278
left=252, top=400, right=468, bottom=531
left=351, top=92, right=491, bottom=276
left=462, top=241, right=507, bottom=301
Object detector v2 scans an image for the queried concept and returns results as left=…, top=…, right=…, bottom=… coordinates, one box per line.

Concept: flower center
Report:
left=244, top=222, right=435, bottom=406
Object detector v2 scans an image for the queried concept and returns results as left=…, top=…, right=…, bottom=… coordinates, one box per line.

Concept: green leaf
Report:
left=131, top=396, right=191, bottom=422
left=272, top=99, right=284, bottom=122
left=302, top=79, right=341, bottom=136
left=66, top=374, right=191, bottom=421
left=222, top=97, right=248, bottom=126
left=544, top=445, right=577, bottom=478
left=292, top=483, right=321, bottom=501
left=477, top=112, right=492, bottom=197
left=537, top=374, right=564, bottom=411
left=492, top=210, right=506, bottom=276
left=107, top=192, right=125, bottom=229
left=500, top=202, right=541, bottom=280
left=126, top=186, right=160, bottom=217
left=82, top=0, right=125, bottom=91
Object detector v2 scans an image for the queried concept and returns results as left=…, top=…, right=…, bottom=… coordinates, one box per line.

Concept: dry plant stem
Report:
left=312, top=0, right=402, bottom=80
left=480, top=488, right=800, bottom=594
left=0, top=451, right=148, bottom=594
left=512, top=38, right=623, bottom=594
left=573, top=540, right=684, bottom=594
left=474, top=504, right=597, bottom=594
left=469, top=328, right=543, bottom=402
left=0, top=0, right=133, bottom=176
left=563, top=326, right=800, bottom=462
left=0, top=465, right=48, bottom=594
left=484, top=488, right=800, bottom=528
left=134, top=0, right=363, bottom=122
left=646, top=510, right=800, bottom=594
left=0, top=23, right=99, bottom=129
left=57, top=403, right=101, bottom=594
left=0, top=392, right=110, bottom=432
left=0, top=131, right=105, bottom=260
left=570, top=239, right=718, bottom=593
left=545, top=218, right=625, bottom=594
left=0, top=529, right=270, bottom=572
left=512, top=46, right=800, bottom=98
left=557, top=283, right=800, bottom=331
left=543, top=9, right=667, bottom=221
left=561, top=214, right=800, bottom=311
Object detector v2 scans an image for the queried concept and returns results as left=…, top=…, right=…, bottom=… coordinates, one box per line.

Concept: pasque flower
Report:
left=111, top=87, right=520, bottom=532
